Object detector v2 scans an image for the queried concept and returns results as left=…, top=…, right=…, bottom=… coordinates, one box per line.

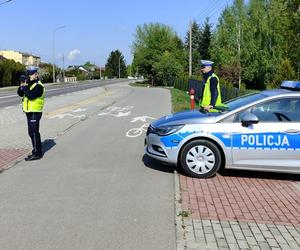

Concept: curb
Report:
left=174, top=171, right=187, bottom=250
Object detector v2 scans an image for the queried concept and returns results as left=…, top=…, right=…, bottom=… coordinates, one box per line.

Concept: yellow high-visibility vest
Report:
left=200, top=73, right=222, bottom=109
left=22, top=81, right=45, bottom=113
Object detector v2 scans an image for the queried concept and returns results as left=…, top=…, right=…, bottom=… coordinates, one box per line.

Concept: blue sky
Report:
left=0, top=0, right=232, bottom=67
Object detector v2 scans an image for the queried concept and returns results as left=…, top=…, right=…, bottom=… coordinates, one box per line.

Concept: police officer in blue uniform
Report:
left=17, top=67, right=45, bottom=161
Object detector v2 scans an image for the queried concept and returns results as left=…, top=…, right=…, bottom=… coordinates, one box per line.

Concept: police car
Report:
left=145, top=81, right=300, bottom=178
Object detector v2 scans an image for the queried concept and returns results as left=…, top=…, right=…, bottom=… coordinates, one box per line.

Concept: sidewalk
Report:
left=175, top=172, right=300, bottom=249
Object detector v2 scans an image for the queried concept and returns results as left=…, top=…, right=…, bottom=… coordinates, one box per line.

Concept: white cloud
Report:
left=67, top=49, right=80, bottom=61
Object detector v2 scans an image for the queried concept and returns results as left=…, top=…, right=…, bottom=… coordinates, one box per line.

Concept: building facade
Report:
left=0, top=50, right=41, bottom=66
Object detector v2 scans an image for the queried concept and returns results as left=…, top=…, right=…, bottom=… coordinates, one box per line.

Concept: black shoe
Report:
left=25, top=154, right=43, bottom=161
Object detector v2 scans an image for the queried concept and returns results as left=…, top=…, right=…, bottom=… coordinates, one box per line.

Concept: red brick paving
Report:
left=0, top=148, right=29, bottom=171
left=180, top=174, right=300, bottom=226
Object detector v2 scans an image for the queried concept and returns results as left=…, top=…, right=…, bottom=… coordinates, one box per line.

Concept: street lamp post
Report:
left=118, top=56, right=121, bottom=79
left=62, top=53, right=65, bottom=82
left=52, top=25, right=66, bottom=83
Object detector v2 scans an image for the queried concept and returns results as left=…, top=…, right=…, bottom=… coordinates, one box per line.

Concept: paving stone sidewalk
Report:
left=175, top=172, right=300, bottom=250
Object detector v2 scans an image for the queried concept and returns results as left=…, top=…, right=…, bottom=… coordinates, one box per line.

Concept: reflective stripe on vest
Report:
left=22, top=81, right=45, bottom=113
left=200, top=73, right=222, bottom=108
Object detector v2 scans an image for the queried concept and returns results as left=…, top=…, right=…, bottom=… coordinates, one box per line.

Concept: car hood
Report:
left=151, top=109, right=220, bottom=127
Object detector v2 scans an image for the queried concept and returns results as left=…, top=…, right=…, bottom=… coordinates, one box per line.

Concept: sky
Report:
left=0, top=0, right=233, bottom=68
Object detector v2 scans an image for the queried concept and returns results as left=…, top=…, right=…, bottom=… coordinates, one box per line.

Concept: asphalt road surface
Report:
left=0, top=80, right=176, bottom=250
left=0, top=79, right=128, bottom=108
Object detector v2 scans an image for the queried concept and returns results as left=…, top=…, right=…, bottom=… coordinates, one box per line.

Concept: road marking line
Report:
left=0, top=94, right=17, bottom=99
left=46, top=91, right=113, bottom=118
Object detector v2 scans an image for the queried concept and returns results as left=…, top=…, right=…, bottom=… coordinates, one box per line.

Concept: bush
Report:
left=0, top=59, right=25, bottom=87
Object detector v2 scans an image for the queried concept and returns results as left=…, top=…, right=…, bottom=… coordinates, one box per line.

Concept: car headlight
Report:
left=153, top=125, right=184, bottom=136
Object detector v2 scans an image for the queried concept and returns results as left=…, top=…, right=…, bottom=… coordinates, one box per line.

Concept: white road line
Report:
left=0, top=86, right=77, bottom=99
left=0, top=83, right=99, bottom=100
left=0, top=94, right=17, bottom=99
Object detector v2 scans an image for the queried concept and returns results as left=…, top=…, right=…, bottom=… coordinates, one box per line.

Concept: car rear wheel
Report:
left=180, top=139, right=222, bottom=178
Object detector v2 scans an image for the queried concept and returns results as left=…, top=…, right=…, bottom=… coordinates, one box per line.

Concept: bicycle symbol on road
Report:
left=98, top=106, right=133, bottom=117
left=126, top=123, right=149, bottom=138
left=126, top=116, right=156, bottom=138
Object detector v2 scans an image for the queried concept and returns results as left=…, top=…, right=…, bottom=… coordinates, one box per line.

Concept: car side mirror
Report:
left=241, top=113, right=259, bottom=127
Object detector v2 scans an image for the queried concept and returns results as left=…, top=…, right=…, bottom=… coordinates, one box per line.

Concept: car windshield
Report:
left=224, top=92, right=267, bottom=111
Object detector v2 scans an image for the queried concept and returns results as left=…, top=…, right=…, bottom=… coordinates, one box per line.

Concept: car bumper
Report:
left=144, top=133, right=178, bottom=164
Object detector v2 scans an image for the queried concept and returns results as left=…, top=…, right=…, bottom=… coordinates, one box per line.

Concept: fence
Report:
left=64, top=77, right=77, bottom=83
left=174, top=77, right=252, bottom=102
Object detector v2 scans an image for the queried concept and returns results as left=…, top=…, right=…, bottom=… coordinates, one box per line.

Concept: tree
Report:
left=284, top=0, right=300, bottom=79
left=105, top=50, right=127, bottom=78
left=154, top=51, right=184, bottom=86
left=272, top=58, right=296, bottom=88
left=210, top=0, right=247, bottom=89
left=211, top=0, right=298, bottom=90
left=39, top=63, right=54, bottom=83
left=199, top=18, right=212, bottom=60
left=132, top=22, right=185, bottom=85
left=0, top=59, right=25, bottom=87
left=184, top=20, right=201, bottom=74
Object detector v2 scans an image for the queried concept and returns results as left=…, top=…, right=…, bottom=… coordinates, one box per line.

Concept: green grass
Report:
left=170, top=88, right=193, bottom=112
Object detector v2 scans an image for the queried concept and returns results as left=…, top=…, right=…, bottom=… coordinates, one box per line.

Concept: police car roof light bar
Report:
left=280, top=81, right=300, bottom=91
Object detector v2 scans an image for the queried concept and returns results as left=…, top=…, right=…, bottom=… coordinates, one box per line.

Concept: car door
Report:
left=231, top=97, right=300, bottom=173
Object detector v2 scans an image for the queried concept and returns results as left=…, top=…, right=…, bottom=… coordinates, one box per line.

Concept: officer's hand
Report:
left=204, top=105, right=213, bottom=111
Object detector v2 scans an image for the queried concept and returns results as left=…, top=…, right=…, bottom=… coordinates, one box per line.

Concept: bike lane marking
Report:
left=46, top=91, right=113, bottom=119
left=96, top=106, right=156, bottom=138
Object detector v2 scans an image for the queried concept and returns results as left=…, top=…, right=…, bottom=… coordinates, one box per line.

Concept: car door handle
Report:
left=284, top=129, right=300, bottom=134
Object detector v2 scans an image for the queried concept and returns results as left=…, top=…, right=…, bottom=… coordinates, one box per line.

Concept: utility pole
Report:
left=189, top=21, right=192, bottom=77
left=62, top=53, right=65, bottom=82
left=99, top=64, right=102, bottom=80
left=118, top=56, right=121, bottom=79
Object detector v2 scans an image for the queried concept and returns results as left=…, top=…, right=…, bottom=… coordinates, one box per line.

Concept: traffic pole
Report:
left=189, top=88, right=195, bottom=110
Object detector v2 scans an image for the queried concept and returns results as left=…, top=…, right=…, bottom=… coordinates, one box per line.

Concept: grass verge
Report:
left=170, top=88, right=193, bottom=113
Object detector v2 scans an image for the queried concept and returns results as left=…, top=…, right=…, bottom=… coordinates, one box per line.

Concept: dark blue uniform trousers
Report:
left=26, top=112, right=42, bottom=156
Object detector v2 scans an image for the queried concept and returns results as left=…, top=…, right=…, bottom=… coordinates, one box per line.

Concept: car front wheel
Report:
left=180, top=139, right=222, bottom=178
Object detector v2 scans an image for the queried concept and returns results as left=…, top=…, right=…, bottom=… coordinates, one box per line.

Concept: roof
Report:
left=261, top=88, right=300, bottom=97
left=0, top=50, right=40, bottom=58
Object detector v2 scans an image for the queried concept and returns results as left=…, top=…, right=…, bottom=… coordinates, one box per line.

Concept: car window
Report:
left=224, top=93, right=266, bottom=111
left=235, top=97, right=300, bottom=122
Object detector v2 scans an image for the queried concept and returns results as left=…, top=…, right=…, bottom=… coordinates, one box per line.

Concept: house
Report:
left=0, top=50, right=41, bottom=66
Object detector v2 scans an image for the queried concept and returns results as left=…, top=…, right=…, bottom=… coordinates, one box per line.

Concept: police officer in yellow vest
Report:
left=17, top=66, right=45, bottom=161
left=200, top=60, right=222, bottom=112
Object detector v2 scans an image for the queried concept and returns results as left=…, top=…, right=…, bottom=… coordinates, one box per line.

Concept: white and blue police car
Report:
left=145, top=81, right=300, bottom=178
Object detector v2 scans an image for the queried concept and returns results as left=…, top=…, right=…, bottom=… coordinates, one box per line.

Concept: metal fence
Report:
left=174, top=77, right=251, bottom=102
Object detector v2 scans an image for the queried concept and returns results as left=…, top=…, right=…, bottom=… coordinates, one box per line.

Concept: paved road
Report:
left=0, top=81, right=176, bottom=249
left=0, top=79, right=128, bottom=108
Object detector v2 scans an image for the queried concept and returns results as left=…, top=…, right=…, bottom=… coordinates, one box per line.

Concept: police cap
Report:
left=26, top=66, right=39, bottom=75
left=200, top=60, right=214, bottom=67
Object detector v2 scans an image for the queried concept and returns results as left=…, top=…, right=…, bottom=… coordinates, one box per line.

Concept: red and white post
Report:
left=189, top=88, right=195, bottom=110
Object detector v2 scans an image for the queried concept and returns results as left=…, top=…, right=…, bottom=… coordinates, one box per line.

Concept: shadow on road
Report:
left=142, top=154, right=183, bottom=174
left=42, top=139, right=56, bottom=155
left=218, top=168, right=300, bottom=181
